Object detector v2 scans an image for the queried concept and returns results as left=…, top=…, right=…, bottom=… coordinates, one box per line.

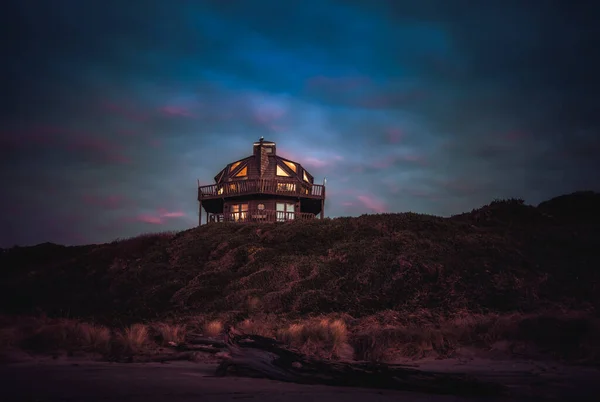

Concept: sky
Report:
left=1, top=0, right=599, bottom=247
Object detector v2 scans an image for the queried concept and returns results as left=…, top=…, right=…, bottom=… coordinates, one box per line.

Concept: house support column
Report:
left=320, top=188, right=325, bottom=219
left=198, top=200, right=202, bottom=226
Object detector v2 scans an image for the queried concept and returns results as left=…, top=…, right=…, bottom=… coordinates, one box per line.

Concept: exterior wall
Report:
left=223, top=198, right=302, bottom=219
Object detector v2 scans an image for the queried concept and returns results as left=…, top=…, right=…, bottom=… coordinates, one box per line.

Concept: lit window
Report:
left=276, top=165, right=290, bottom=177
left=277, top=183, right=296, bottom=192
left=231, top=203, right=248, bottom=221
left=276, top=203, right=295, bottom=222
left=218, top=187, right=224, bottom=195
left=230, top=161, right=242, bottom=172
left=257, top=204, right=265, bottom=210
left=303, top=171, right=310, bottom=182
left=283, top=160, right=297, bottom=173
left=265, top=147, right=273, bottom=154
left=235, top=166, right=247, bottom=177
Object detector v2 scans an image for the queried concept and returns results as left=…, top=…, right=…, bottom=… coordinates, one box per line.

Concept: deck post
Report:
left=320, top=187, right=325, bottom=219
left=206, top=210, right=209, bottom=225
left=198, top=200, right=202, bottom=226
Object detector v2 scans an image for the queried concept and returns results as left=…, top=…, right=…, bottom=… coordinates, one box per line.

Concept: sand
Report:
left=1, top=350, right=599, bottom=402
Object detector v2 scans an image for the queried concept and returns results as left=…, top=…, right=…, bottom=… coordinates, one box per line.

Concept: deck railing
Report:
left=198, top=179, right=325, bottom=200
left=209, top=209, right=315, bottom=223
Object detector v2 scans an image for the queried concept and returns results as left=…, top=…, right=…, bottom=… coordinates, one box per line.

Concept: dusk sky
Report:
left=1, top=0, right=599, bottom=247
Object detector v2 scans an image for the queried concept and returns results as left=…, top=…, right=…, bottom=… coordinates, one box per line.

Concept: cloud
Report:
left=160, top=106, right=196, bottom=118
left=356, top=195, right=387, bottom=214
left=134, top=209, right=186, bottom=225
left=1, top=0, right=599, bottom=246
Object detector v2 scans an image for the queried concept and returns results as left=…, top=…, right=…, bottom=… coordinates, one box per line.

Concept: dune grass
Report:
left=0, top=193, right=599, bottom=364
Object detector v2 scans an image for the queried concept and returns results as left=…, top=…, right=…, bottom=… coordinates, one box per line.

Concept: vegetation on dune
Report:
left=0, top=191, right=599, bottom=363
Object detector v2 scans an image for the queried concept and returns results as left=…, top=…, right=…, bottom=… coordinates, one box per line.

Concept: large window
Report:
left=231, top=203, right=248, bottom=221
left=303, top=171, right=310, bottom=182
left=283, top=160, right=297, bottom=173
left=276, top=202, right=295, bottom=222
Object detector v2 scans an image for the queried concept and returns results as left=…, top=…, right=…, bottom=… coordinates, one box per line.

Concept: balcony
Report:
left=209, top=209, right=315, bottom=223
left=198, top=179, right=325, bottom=200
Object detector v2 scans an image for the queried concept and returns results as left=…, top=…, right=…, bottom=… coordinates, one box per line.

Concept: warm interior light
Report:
left=283, top=160, right=297, bottom=173
left=230, top=161, right=242, bottom=172
left=276, top=165, right=290, bottom=176
left=277, top=183, right=296, bottom=192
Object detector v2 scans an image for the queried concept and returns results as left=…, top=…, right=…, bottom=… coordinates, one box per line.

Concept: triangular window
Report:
left=235, top=166, right=247, bottom=177
left=276, top=165, right=290, bottom=177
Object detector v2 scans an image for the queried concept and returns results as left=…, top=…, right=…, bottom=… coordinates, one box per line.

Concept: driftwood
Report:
left=184, top=334, right=228, bottom=349
left=213, top=330, right=508, bottom=397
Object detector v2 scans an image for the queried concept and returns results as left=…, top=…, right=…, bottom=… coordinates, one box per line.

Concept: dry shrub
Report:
left=153, top=323, right=186, bottom=345
left=113, top=324, right=149, bottom=354
left=278, top=317, right=352, bottom=359
left=236, top=318, right=273, bottom=337
left=352, top=323, right=451, bottom=362
left=78, top=323, right=111, bottom=354
left=204, top=320, right=223, bottom=337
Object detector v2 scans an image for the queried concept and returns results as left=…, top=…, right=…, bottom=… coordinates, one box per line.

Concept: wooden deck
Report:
left=198, top=179, right=325, bottom=200
left=209, top=209, right=315, bottom=223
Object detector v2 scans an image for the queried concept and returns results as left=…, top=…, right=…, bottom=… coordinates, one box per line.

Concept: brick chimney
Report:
left=253, top=137, right=275, bottom=177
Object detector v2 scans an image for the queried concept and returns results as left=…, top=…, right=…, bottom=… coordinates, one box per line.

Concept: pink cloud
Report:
left=149, top=139, right=161, bottom=148
left=82, top=194, right=128, bottom=210
left=357, top=194, right=387, bottom=213
left=160, top=106, right=196, bottom=118
left=134, top=209, right=186, bottom=225
left=278, top=150, right=343, bottom=170
left=387, top=128, right=404, bottom=144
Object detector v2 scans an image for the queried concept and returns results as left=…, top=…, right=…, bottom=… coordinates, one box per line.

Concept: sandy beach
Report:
left=3, top=351, right=599, bottom=402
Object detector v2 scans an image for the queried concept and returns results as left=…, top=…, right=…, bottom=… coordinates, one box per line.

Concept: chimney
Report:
left=253, top=137, right=275, bottom=177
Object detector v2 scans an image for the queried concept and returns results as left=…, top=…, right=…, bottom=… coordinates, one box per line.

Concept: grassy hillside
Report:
left=1, top=192, right=599, bottom=362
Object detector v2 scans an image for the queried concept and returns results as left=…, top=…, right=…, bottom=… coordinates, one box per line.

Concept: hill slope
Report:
left=1, top=194, right=599, bottom=325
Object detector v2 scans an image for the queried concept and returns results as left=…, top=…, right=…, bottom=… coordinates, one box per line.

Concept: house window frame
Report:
left=276, top=202, right=295, bottom=222
left=231, top=203, right=249, bottom=221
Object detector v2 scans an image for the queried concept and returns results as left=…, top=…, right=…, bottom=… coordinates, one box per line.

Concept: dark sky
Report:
left=1, top=0, right=599, bottom=247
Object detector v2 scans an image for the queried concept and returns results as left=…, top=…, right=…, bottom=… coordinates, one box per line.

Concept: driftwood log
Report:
left=211, top=329, right=508, bottom=397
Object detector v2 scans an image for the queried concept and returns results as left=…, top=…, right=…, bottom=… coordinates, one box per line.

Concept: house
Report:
left=197, top=138, right=326, bottom=224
